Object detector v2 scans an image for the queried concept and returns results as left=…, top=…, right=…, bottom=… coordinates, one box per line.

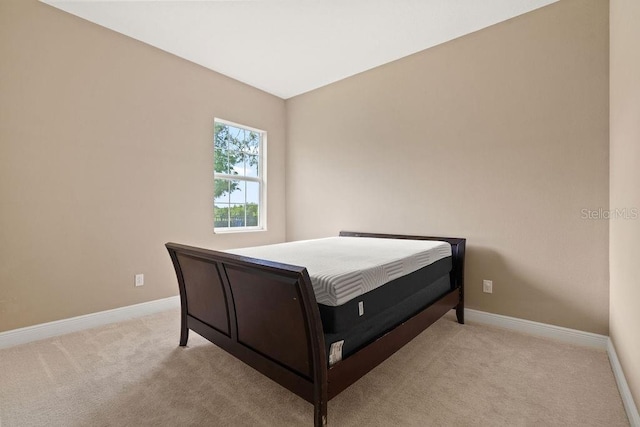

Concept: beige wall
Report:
left=610, top=0, right=640, bottom=411
left=286, top=0, right=610, bottom=334
left=0, top=0, right=287, bottom=331
left=0, top=0, right=614, bottom=339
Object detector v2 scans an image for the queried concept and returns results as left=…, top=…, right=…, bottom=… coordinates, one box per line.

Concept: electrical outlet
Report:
left=482, top=279, right=493, bottom=294
left=135, top=274, right=144, bottom=287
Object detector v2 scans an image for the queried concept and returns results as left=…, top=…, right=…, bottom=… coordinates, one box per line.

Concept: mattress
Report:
left=324, top=273, right=453, bottom=365
left=226, top=236, right=452, bottom=307
left=319, top=256, right=452, bottom=333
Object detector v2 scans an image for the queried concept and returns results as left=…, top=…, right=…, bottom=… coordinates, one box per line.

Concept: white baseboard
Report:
left=464, top=308, right=608, bottom=349
left=607, top=339, right=640, bottom=427
left=0, top=296, right=180, bottom=349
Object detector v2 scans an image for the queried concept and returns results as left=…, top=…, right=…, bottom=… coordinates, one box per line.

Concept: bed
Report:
left=166, top=231, right=465, bottom=426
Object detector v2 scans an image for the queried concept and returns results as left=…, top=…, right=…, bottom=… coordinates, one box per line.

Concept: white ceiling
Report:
left=42, top=0, right=559, bottom=99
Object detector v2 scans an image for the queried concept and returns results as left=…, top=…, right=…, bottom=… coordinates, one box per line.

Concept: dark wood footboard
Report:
left=166, top=231, right=465, bottom=426
left=166, top=243, right=328, bottom=425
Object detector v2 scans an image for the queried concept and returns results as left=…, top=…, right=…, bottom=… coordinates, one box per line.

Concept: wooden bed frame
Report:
left=166, top=231, right=465, bottom=426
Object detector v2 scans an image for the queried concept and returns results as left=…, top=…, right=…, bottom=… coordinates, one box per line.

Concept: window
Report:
left=214, top=119, right=266, bottom=231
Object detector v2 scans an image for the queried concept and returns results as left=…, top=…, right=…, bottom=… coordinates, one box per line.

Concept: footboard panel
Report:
left=175, top=253, right=230, bottom=337
left=226, top=264, right=313, bottom=378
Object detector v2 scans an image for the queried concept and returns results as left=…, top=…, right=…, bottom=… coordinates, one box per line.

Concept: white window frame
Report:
left=213, top=118, right=267, bottom=233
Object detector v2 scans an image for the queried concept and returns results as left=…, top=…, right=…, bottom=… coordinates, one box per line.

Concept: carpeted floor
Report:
left=0, top=309, right=629, bottom=426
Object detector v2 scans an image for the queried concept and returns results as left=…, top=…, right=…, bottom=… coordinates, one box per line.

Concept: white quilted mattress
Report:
left=226, top=236, right=451, bottom=307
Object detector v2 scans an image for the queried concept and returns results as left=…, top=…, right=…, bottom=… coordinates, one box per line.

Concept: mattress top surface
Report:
left=225, top=236, right=452, bottom=306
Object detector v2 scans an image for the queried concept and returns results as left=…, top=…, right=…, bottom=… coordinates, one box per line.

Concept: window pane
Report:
left=214, top=149, right=229, bottom=174
left=229, top=180, right=245, bottom=204
left=214, top=179, right=230, bottom=204
left=227, top=126, right=244, bottom=152
left=214, top=203, right=229, bottom=228
left=246, top=181, right=259, bottom=204
left=246, top=181, right=259, bottom=227
left=247, top=206, right=258, bottom=226
left=229, top=151, right=245, bottom=176
left=246, top=132, right=259, bottom=154
left=245, top=155, right=258, bottom=177
left=214, top=124, right=228, bottom=150
left=229, top=204, right=245, bottom=227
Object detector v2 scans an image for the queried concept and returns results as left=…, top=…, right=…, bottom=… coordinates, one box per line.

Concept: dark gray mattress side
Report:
left=323, top=274, right=452, bottom=364
left=318, top=256, right=452, bottom=334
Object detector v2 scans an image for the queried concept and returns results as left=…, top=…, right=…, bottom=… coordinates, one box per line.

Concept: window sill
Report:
left=214, top=227, right=267, bottom=234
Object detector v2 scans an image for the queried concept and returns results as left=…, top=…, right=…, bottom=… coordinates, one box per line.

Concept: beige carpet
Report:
left=0, top=310, right=629, bottom=427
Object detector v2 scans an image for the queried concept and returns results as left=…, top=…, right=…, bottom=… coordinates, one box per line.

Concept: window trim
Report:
left=213, top=118, right=267, bottom=233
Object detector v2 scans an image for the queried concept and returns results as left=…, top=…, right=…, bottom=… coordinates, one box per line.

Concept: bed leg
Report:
left=179, top=328, right=189, bottom=346
left=179, top=314, right=189, bottom=346
left=456, top=304, right=464, bottom=324
left=314, top=398, right=327, bottom=427
left=456, top=285, right=464, bottom=324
